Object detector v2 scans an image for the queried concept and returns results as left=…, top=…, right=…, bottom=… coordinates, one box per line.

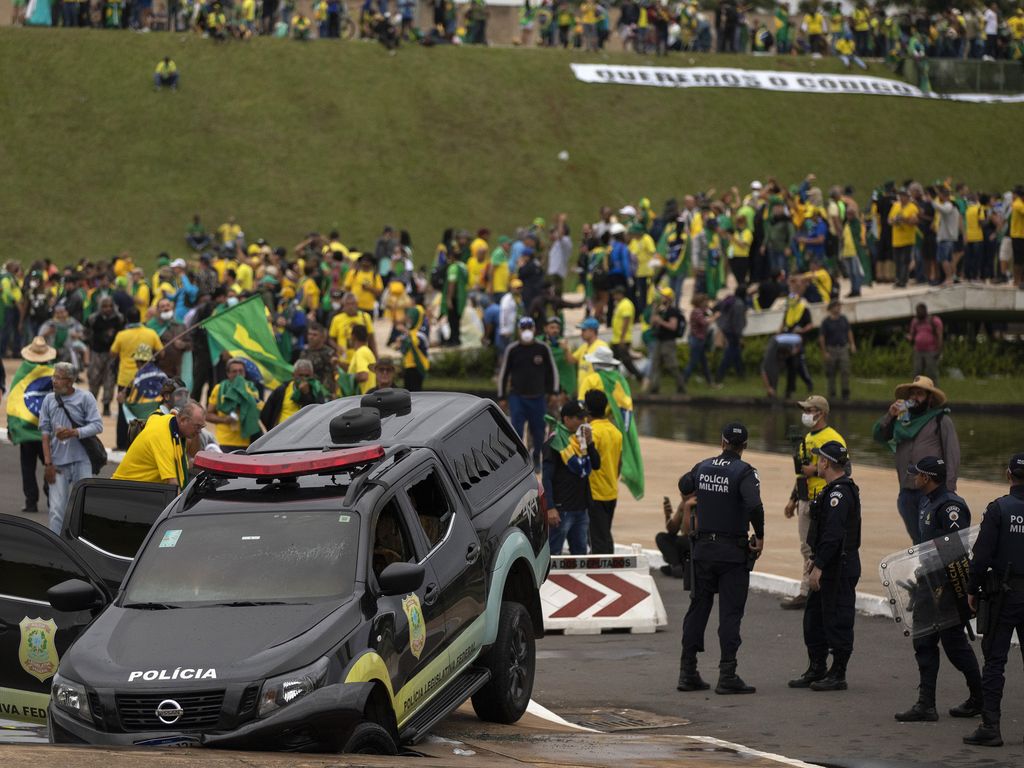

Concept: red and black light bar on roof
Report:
left=193, top=445, right=385, bottom=479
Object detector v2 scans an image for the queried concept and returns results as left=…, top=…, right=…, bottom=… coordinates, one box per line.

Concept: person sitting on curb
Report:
left=656, top=474, right=695, bottom=580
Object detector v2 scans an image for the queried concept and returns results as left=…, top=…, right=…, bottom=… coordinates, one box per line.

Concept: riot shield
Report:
left=878, top=525, right=978, bottom=640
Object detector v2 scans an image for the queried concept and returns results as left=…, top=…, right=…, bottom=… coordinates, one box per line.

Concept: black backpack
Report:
left=430, top=264, right=446, bottom=291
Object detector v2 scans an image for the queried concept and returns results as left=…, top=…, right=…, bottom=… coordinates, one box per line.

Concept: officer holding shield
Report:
left=963, top=453, right=1024, bottom=748
left=894, top=456, right=982, bottom=722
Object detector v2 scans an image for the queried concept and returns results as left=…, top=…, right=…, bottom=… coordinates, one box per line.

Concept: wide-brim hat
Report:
left=894, top=375, right=946, bottom=407
left=584, top=346, right=620, bottom=367
left=21, top=336, right=56, bottom=363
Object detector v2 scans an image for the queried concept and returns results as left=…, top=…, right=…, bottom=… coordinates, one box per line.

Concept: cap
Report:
left=510, top=278, right=524, bottom=289
left=750, top=180, right=763, bottom=190
left=545, top=316, right=563, bottom=327
left=609, top=222, right=627, bottom=236
left=1008, top=453, right=1024, bottom=478
left=577, top=317, right=600, bottom=331
left=658, top=286, right=675, bottom=300
left=618, top=205, right=637, bottom=217
left=498, top=235, right=512, bottom=245
left=560, top=400, right=586, bottom=419
left=518, top=317, right=535, bottom=328
left=722, top=422, right=748, bottom=446
left=798, top=395, right=830, bottom=415
left=907, top=456, right=946, bottom=480
left=678, top=471, right=696, bottom=496
left=170, top=258, right=187, bottom=269
left=812, top=441, right=849, bottom=465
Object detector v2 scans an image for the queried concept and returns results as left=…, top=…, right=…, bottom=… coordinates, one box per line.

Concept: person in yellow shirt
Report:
left=347, top=325, right=377, bottom=395
left=729, top=215, right=754, bottom=286
left=572, top=317, right=609, bottom=398
left=488, top=237, right=512, bottom=301
left=109, top=309, right=164, bottom=389
left=206, top=358, right=263, bottom=451
left=344, top=254, right=384, bottom=314
left=583, top=387, right=622, bottom=554
left=329, top=292, right=377, bottom=367
left=780, top=395, right=847, bottom=609
left=609, top=284, right=644, bottom=382
left=1011, top=185, right=1024, bottom=287
left=112, top=403, right=206, bottom=488
left=217, top=216, right=242, bottom=245
left=382, top=281, right=413, bottom=343
left=852, top=1, right=870, bottom=55
left=803, top=6, right=827, bottom=54
left=577, top=346, right=633, bottom=415
left=628, top=223, right=657, bottom=317
left=466, top=239, right=491, bottom=301
left=322, top=230, right=351, bottom=261
left=235, top=255, right=255, bottom=293
left=888, top=188, right=919, bottom=288
left=128, top=267, right=151, bottom=314
left=259, top=360, right=328, bottom=429
left=153, top=56, right=178, bottom=91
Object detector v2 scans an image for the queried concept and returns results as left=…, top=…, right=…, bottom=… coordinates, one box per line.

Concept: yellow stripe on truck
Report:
left=0, top=687, right=50, bottom=726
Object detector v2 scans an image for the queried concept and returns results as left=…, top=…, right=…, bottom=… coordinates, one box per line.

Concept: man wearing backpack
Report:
left=908, top=303, right=943, bottom=384
left=645, top=287, right=686, bottom=394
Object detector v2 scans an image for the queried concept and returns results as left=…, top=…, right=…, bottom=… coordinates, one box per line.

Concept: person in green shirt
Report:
left=441, top=253, right=468, bottom=347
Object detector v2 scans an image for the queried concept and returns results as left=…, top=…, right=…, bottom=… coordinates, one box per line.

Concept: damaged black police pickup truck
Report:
left=0, top=390, right=549, bottom=753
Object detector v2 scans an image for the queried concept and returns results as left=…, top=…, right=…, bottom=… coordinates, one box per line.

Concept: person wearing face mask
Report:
left=873, top=375, right=961, bottom=544
left=497, top=317, right=559, bottom=470
left=781, top=396, right=847, bottom=610
left=147, top=297, right=191, bottom=379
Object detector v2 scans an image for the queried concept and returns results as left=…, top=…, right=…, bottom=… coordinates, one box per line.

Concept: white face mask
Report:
left=801, top=412, right=818, bottom=428
left=226, top=296, right=239, bottom=307
left=331, top=301, right=342, bottom=311
left=520, top=330, right=534, bottom=343
left=160, top=310, right=174, bottom=322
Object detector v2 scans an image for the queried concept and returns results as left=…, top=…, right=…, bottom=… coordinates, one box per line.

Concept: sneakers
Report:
left=779, top=594, right=807, bottom=610
left=895, top=701, right=938, bottom=722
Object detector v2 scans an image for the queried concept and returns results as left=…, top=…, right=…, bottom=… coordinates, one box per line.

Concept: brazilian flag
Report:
left=596, top=369, right=645, bottom=501
left=201, top=295, right=293, bottom=389
left=6, top=362, right=54, bottom=444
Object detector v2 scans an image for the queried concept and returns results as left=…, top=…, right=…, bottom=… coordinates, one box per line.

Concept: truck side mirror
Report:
left=48, top=579, right=105, bottom=613
left=378, top=562, right=425, bottom=596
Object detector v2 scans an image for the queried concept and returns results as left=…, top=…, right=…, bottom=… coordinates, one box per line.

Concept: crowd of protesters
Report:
left=13, top=1, right=1024, bottom=61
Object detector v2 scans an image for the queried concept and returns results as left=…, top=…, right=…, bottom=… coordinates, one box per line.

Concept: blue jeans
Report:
left=1, top=306, right=22, bottom=357
left=842, top=256, right=863, bottom=295
left=549, top=509, right=589, bottom=555
left=668, top=273, right=685, bottom=308
left=716, top=332, right=744, bottom=381
left=48, top=459, right=92, bottom=534
left=509, top=394, right=547, bottom=468
left=683, top=336, right=711, bottom=385
left=897, top=487, right=924, bottom=544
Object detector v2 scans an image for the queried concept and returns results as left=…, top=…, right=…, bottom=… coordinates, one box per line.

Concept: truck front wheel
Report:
left=471, top=601, right=535, bottom=723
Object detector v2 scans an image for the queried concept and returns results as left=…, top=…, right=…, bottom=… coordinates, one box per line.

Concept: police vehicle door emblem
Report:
left=403, top=594, right=426, bottom=659
left=18, top=617, right=58, bottom=683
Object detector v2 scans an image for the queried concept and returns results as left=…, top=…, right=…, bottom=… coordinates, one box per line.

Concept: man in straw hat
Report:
left=872, top=375, right=961, bottom=544
left=7, top=336, right=57, bottom=514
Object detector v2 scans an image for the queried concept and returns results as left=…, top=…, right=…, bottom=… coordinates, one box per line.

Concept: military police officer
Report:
left=894, top=456, right=982, bottom=722
left=677, top=422, right=765, bottom=695
left=963, top=453, right=1024, bottom=748
left=788, top=441, right=860, bottom=692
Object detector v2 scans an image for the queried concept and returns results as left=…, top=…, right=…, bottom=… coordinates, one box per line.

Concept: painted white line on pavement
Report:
left=689, top=735, right=823, bottom=768
left=525, top=699, right=600, bottom=732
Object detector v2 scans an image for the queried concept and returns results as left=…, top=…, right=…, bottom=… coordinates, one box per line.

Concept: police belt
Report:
left=693, top=532, right=748, bottom=543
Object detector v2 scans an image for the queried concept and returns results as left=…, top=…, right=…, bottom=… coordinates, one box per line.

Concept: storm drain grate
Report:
left=558, top=708, right=689, bottom=732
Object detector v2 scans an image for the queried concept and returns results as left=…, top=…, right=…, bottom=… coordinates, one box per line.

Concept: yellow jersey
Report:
left=572, top=338, right=610, bottom=398
left=588, top=417, right=622, bottom=501
left=798, top=426, right=847, bottom=500
left=344, top=269, right=383, bottom=312
left=112, top=414, right=187, bottom=486
left=888, top=201, right=919, bottom=248
left=1011, top=197, right=1024, bottom=239
left=328, top=310, right=374, bottom=365
left=611, top=298, right=635, bottom=345
left=964, top=204, right=986, bottom=244
left=348, top=345, right=377, bottom=394
left=110, top=326, right=164, bottom=387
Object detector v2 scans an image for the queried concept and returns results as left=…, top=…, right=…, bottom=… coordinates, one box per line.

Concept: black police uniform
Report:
left=895, top=486, right=982, bottom=720
left=966, top=483, right=1024, bottom=741
left=801, top=475, right=861, bottom=689
left=679, top=449, right=764, bottom=693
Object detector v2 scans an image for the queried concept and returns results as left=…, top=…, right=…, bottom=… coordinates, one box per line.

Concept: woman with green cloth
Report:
left=399, top=305, right=430, bottom=392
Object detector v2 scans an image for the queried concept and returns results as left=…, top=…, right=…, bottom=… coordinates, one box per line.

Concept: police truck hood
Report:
left=58, top=599, right=362, bottom=686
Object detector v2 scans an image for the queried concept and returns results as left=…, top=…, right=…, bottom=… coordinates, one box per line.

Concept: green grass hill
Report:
left=3, top=29, right=1021, bottom=266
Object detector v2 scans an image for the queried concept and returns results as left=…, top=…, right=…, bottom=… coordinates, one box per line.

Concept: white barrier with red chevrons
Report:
left=541, top=546, right=668, bottom=634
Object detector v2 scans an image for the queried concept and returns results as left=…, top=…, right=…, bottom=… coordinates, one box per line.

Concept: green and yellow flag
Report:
left=5, top=361, right=54, bottom=444
left=202, top=296, right=292, bottom=389
left=596, top=368, right=644, bottom=501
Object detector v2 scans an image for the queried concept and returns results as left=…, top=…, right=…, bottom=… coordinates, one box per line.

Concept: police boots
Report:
left=715, top=660, right=756, bottom=695
left=894, top=699, right=939, bottom=722
left=809, top=655, right=848, bottom=691
left=963, top=714, right=1003, bottom=747
left=677, top=655, right=710, bottom=692
left=787, top=658, right=828, bottom=689
left=949, top=686, right=984, bottom=718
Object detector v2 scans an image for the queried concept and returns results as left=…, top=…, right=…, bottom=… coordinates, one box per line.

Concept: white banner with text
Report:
left=570, top=63, right=1024, bottom=104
